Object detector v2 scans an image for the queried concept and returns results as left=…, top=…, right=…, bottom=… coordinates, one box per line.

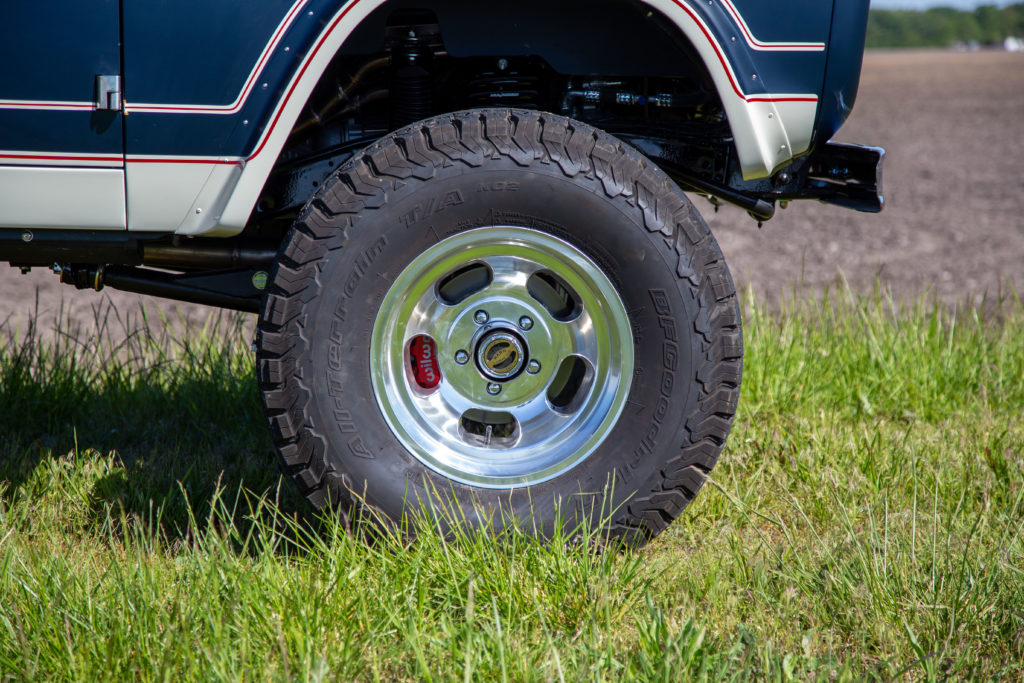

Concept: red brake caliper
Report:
left=409, top=335, right=441, bottom=389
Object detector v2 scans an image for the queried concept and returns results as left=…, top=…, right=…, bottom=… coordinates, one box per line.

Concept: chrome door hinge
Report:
left=94, top=75, right=122, bottom=111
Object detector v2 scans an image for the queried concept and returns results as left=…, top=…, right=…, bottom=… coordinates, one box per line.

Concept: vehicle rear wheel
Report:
left=256, top=108, right=742, bottom=545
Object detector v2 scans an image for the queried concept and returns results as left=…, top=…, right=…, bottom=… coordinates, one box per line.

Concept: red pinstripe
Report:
left=1, top=0, right=817, bottom=167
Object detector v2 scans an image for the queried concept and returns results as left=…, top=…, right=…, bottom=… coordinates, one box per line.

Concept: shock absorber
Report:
left=389, top=31, right=433, bottom=129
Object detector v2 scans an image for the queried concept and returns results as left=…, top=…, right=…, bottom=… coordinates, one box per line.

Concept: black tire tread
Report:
left=257, top=108, right=742, bottom=541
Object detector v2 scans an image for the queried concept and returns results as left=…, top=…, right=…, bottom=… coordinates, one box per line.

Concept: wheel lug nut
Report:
left=519, top=316, right=534, bottom=331
left=474, top=310, right=489, bottom=325
left=527, top=360, right=541, bottom=375
left=454, top=350, right=469, bottom=365
left=486, top=383, right=502, bottom=396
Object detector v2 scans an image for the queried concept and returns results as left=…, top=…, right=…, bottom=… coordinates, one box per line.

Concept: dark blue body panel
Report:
left=0, top=3, right=120, bottom=100
left=123, top=0, right=324, bottom=158
left=731, top=0, right=830, bottom=42
left=817, top=0, right=871, bottom=144
left=116, top=0, right=836, bottom=158
left=0, top=110, right=121, bottom=157
left=124, top=0, right=293, bottom=105
left=0, top=1, right=122, bottom=156
left=704, top=0, right=832, bottom=96
left=0, top=0, right=865, bottom=163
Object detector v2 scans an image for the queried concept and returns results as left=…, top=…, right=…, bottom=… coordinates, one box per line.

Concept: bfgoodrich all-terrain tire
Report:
left=256, top=109, right=741, bottom=545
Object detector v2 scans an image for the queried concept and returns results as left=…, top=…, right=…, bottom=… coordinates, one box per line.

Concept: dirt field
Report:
left=710, top=49, right=1024, bottom=305
left=2, top=49, right=1022, bottom=335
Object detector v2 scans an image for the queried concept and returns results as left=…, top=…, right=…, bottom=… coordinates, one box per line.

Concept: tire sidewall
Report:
left=298, top=154, right=704, bottom=531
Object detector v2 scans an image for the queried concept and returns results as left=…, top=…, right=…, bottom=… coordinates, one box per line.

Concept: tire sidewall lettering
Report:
left=261, top=110, right=739, bottom=541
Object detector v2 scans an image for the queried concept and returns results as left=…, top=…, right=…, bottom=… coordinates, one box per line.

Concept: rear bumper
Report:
left=632, top=136, right=885, bottom=221
left=735, top=140, right=885, bottom=214
left=803, top=142, right=885, bottom=213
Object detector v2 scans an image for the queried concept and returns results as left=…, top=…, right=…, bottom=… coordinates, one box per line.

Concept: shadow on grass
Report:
left=0, top=298, right=308, bottom=542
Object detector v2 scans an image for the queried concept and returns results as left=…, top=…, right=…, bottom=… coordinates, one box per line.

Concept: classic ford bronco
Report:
left=0, top=0, right=882, bottom=543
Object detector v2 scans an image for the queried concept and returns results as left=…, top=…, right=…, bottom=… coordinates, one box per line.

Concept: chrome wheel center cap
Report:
left=476, top=330, right=526, bottom=381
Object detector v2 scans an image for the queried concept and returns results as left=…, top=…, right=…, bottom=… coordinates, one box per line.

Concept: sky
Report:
left=871, top=0, right=1013, bottom=8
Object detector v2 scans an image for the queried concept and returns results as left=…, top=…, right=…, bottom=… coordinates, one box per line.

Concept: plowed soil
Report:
left=709, top=49, right=1024, bottom=305
left=2, top=49, right=1022, bottom=336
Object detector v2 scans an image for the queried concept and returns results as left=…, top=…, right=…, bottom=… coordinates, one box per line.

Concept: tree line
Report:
left=867, top=3, right=1024, bottom=47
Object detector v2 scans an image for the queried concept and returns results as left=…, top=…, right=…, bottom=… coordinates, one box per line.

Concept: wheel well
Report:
left=246, top=0, right=732, bottom=238
left=337, top=0, right=712, bottom=79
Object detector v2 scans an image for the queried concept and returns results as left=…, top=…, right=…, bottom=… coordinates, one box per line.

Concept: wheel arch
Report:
left=214, top=0, right=821, bottom=236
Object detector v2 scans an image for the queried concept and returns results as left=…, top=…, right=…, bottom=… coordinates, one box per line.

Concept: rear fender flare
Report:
left=214, top=0, right=823, bottom=235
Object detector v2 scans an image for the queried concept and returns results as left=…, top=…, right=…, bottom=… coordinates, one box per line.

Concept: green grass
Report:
left=1, top=288, right=1022, bottom=681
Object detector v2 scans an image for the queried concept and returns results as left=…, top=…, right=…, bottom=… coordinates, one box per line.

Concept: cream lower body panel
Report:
left=126, top=161, right=243, bottom=235
left=734, top=99, right=819, bottom=177
left=0, top=166, right=126, bottom=229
